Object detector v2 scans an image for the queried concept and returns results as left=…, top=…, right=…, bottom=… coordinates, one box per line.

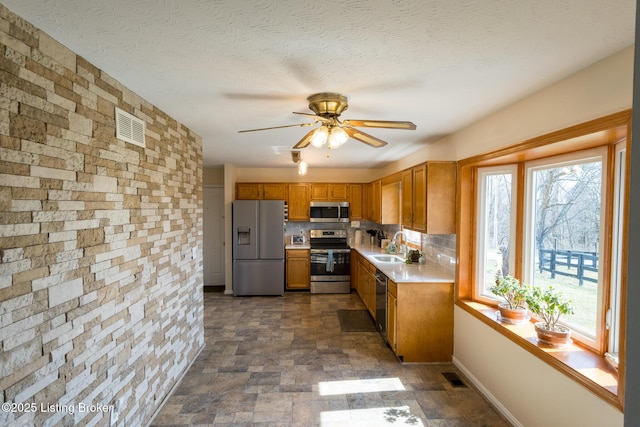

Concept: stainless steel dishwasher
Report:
left=375, top=269, right=387, bottom=343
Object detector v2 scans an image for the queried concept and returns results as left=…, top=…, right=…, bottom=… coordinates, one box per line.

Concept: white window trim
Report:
left=475, top=165, right=518, bottom=304
left=522, top=147, right=608, bottom=350
left=607, top=142, right=626, bottom=366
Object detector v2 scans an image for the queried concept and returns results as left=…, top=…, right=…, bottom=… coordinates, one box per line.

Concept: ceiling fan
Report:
left=238, top=92, right=416, bottom=149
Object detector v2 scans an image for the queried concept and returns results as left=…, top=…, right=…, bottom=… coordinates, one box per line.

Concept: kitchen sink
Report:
left=371, top=254, right=405, bottom=263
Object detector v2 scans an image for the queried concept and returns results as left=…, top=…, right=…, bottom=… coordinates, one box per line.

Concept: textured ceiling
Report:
left=2, top=0, right=635, bottom=168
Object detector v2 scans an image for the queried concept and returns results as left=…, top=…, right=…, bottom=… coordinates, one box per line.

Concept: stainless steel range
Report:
left=309, top=229, right=351, bottom=294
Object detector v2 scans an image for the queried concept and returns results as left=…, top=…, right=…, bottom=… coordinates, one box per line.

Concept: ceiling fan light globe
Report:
left=328, top=126, right=349, bottom=148
left=311, top=126, right=328, bottom=147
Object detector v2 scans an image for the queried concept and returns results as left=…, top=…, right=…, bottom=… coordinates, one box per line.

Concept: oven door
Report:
left=309, top=249, right=350, bottom=281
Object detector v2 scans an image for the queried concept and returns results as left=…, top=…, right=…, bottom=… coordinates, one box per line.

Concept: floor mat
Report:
left=336, top=309, right=378, bottom=332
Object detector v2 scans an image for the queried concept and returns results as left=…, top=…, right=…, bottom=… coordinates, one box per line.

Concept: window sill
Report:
left=456, top=299, right=622, bottom=410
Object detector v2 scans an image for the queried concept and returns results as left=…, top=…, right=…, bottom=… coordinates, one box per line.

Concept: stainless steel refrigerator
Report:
left=232, top=200, right=285, bottom=296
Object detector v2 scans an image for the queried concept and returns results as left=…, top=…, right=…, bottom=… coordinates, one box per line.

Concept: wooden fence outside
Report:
left=538, top=248, right=598, bottom=286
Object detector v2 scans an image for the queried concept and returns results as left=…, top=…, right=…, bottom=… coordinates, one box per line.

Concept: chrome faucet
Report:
left=392, top=231, right=408, bottom=256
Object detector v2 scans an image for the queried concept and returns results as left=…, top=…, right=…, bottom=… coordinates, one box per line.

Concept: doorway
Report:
left=203, top=186, right=225, bottom=290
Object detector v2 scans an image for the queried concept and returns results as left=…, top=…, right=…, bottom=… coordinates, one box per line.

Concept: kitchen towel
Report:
left=326, top=250, right=334, bottom=272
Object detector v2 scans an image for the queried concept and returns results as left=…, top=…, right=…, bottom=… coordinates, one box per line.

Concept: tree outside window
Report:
left=528, top=157, right=603, bottom=339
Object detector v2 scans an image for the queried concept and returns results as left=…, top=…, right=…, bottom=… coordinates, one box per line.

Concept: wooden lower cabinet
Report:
left=387, top=281, right=397, bottom=353
left=286, top=249, right=310, bottom=290
left=354, top=254, right=376, bottom=318
left=350, top=250, right=360, bottom=291
left=387, top=279, right=453, bottom=363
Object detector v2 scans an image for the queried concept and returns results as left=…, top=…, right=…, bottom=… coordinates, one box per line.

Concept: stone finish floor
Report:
left=150, top=291, right=510, bottom=426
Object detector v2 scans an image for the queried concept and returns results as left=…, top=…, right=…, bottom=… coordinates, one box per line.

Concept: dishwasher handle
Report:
left=374, top=269, right=387, bottom=283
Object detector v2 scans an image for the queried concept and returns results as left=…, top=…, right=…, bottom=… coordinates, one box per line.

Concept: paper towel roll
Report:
left=354, top=230, right=362, bottom=245
left=381, top=239, right=391, bottom=250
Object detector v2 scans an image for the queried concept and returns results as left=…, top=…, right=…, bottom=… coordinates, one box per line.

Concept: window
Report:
left=402, top=228, right=421, bottom=247
left=457, top=110, right=631, bottom=408
left=475, top=166, right=517, bottom=302
left=607, top=141, right=627, bottom=366
left=523, top=149, right=606, bottom=347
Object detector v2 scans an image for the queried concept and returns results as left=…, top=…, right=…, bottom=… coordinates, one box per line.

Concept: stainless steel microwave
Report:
left=309, top=201, right=349, bottom=223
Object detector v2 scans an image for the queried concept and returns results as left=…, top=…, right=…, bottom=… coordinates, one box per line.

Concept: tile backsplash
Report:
left=421, top=234, right=457, bottom=277
left=285, top=220, right=457, bottom=277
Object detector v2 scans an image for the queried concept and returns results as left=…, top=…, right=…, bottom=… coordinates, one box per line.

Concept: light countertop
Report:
left=285, top=244, right=310, bottom=250
left=351, top=243, right=455, bottom=284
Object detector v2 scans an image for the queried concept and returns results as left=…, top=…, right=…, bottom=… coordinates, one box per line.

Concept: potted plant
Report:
left=490, top=274, right=530, bottom=324
left=405, top=249, right=421, bottom=264
left=525, top=285, right=575, bottom=348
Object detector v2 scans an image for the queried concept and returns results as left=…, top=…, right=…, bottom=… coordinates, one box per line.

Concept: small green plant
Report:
left=525, top=285, right=575, bottom=331
left=490, top=274, right=529, bottom=310
left=405, top=249, right=421, bottom=264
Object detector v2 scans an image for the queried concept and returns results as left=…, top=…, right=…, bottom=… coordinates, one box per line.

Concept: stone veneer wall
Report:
left=0, top=5, right=204, bottom=426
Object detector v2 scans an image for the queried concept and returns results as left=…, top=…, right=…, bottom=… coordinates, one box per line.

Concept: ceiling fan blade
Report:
left=342, top=119, right=416, bottom=130
left=292, top=112, right=332, bottom=123
left=238, top=123, right=314, bottom=133
left=343, top=126, right=388, bottom=148
left=293, top=128, right=318, bottom=149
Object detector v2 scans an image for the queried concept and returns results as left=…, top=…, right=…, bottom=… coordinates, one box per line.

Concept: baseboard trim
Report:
left=146, top=343, right=206, bottom=426
left=452, top=356, right=523, bottom=427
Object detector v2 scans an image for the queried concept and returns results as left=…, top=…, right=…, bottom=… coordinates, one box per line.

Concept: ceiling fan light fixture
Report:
left=328, top=126, right=349, bottom=148
left=311, top=126, right=328, bottom=147
left=239, top=92, right=415, bottom=150
left=298, top=160, right=308, bottom=176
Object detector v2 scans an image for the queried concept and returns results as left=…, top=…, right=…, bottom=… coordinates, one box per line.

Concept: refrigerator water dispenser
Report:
left=236, top=226, right=251, bottom=245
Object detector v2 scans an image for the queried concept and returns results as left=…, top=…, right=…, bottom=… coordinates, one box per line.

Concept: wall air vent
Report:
left=115, top=107, right=146, bottom=147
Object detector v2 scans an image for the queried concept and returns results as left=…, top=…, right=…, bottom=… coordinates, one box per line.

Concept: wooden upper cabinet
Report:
left=401, top=161, right=456, bottom=234
left=349, top=184, right=363, bottom=220
left=425, top=162, right=457, bottom=234
left=310, top=183, right=329, bottom=200
left=263, top=183, right=287, bottom=200
left=236, top=183, right=262, bottom=200
left=371, top=180, right=382, bottom=223
left=236, top=183, right=286, bottom=200
left=363, top=182, right=371, bottom=221
left=329, top=184, right=348, bottom=201
left=401, top=170, right=413, bottom=226
left=412, top=164, right=427, bottom=232
left=287, top=183, right=309, bottom=221
left=310, top=183, right=349, bottom=201
left=369, top=180, right=400, bottom=224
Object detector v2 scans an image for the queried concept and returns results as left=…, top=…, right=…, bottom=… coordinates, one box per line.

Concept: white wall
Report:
left=223, top=164, right=237, bottom=294
left=381, top=45, right=634, bottom=173
left=234, top=167, right=377, bottom=183
left=454, top=310, right=623, bottom=427
left=449, top=46, right=633, bottom=426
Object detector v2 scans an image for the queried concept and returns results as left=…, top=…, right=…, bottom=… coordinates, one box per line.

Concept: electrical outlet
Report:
left=191, top=247, right=197, bottom=259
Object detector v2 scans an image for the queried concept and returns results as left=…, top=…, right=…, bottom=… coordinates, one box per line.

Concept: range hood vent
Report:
left=115, top=107, right=145, bottom=147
